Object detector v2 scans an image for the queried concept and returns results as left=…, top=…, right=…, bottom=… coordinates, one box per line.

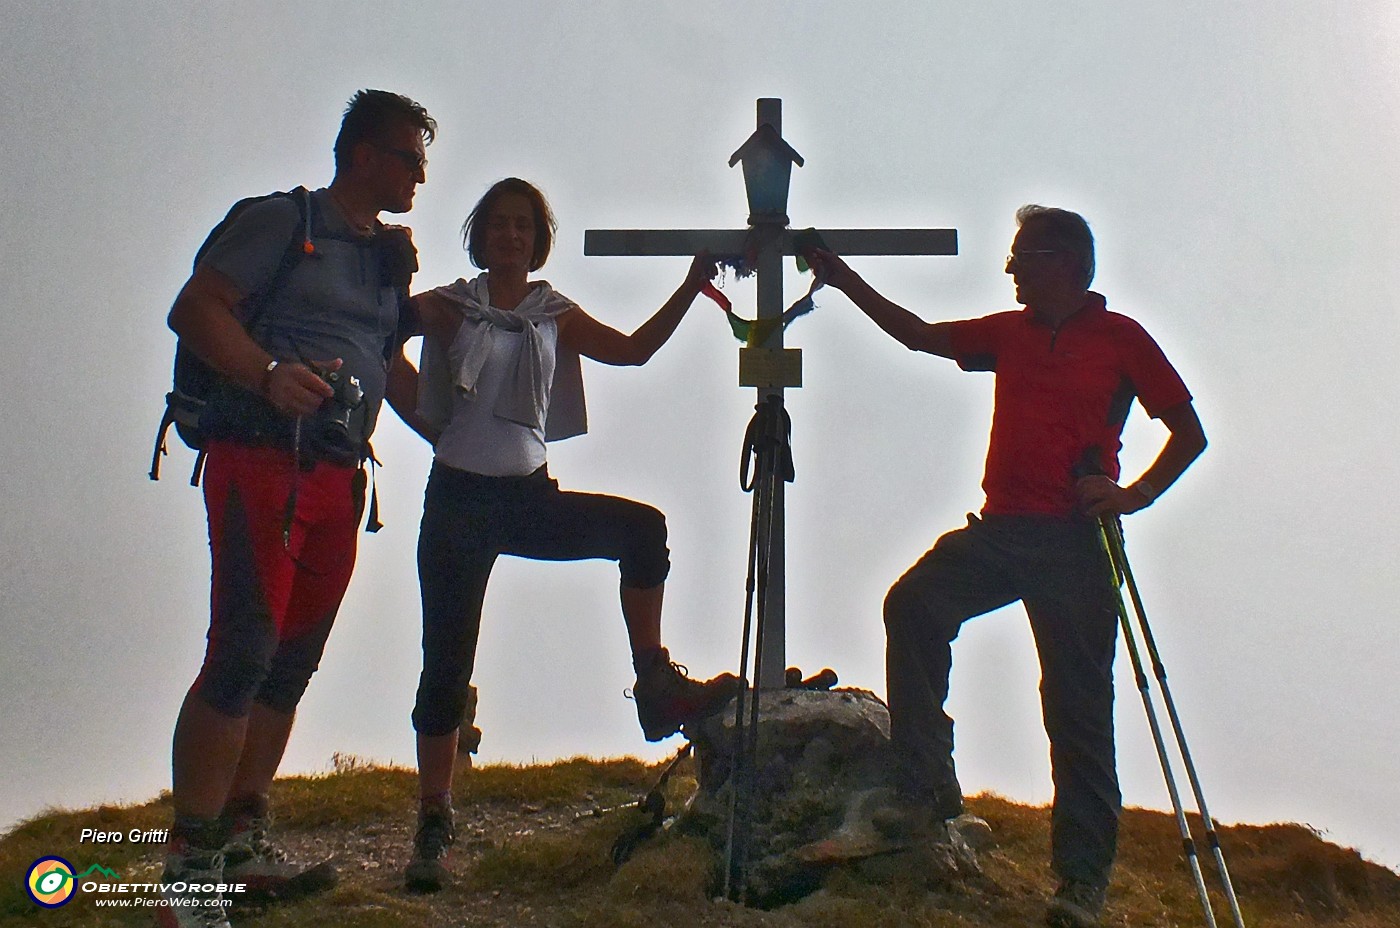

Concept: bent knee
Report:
left=412, top=689, right=468, bottom=738
left=255, top=664, right=318, bottom=714
left=194, top=656, right=270, bottom=717
left=884, top=578, right=964, bottom=641
left=883, top=580, right=924, bottom=632
left=621, top=505, right=670, bottom=588
left=633, top=505, right=667, bottom=550
left=252, top=626, right=333, bottom=713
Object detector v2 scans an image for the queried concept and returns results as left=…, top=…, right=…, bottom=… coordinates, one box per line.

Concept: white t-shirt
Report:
left=432, top=316, right=557, bottom=476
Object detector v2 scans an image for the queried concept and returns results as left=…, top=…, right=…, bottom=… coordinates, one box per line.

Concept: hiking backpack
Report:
left=149, top=187, right=322, bottom=484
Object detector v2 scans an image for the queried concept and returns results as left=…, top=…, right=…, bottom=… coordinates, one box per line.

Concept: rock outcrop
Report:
left=678, top=686, right=988, bottom=907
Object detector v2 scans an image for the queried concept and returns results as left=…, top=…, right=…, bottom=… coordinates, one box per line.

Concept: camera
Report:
left=314, top=367, right=365, bottom=461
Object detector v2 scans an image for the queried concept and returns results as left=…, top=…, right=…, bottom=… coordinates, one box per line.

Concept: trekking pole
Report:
left=1102, top=519, right=1247, bottom=928
left=722, top=452, right=762, bottom=900
left=723, top=396, right=791, bottom=903
left=724, top=399, right=776, bottom=900
left=737, top=465, right=774, bottom=903
left=1094, top=516, right=1220, bottom=928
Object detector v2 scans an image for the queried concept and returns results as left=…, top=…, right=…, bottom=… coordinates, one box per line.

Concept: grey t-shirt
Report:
left=198, top=187, right=406, bottom=446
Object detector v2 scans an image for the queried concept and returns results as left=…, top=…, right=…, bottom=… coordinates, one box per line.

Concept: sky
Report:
left=3, top=0, right=1398, bottom=875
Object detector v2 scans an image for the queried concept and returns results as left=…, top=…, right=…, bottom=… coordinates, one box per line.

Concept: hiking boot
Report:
left=156, top=841, right=232, bottom=928
left=222, top=813, right=337, bottom=903
left=948, top=812, right=996, bottom=851
left=870, top=788, right=964, bottom=841
left=404, top=806, right=456, bottom=894
left=1046, top=879, right=1108, bottom=928
left=631, top=648, right=743, bottom=742
left=870, top=782, right=965, bottom=839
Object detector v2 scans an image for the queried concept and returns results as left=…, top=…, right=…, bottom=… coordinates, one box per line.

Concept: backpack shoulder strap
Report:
left=241, top=186, right=314, bottom=333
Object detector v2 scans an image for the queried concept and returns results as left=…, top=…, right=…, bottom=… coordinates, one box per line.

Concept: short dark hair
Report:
left=1015, top=204, right=1095, bottom=288
left=333, top=89, right=436, bottom=174
left=461, top=178, right=557, bottom=272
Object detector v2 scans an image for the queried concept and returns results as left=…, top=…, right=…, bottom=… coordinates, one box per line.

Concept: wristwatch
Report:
left=1131, top=480, right=1158, bottom=504
left=261, top=359, right=279, bottom=397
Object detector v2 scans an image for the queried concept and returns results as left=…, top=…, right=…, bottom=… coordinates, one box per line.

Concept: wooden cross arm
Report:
left=584, top=229, right=748, bottom=256
left=583, top=228, right=957, bottom=257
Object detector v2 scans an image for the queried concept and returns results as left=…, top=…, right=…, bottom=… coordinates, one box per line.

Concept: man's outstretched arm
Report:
left=804, top=248, right=956, bottom=358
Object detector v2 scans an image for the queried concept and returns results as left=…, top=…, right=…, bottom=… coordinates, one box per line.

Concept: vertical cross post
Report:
left=750, top=98, right=791, bottom=689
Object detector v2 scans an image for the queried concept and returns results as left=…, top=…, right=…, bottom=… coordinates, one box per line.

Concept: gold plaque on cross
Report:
left=739, top=347, right=802, bottom=388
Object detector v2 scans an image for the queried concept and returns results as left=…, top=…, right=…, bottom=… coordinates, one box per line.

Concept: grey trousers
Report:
left=884, top=513, right=1121, bottom=887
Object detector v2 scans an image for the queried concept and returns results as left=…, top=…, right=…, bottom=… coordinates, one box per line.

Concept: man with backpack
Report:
left=157, top=89, right=435, bottom=927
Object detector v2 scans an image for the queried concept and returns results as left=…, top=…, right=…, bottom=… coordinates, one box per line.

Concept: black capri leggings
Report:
left=411, top=462, right=671, bottom=736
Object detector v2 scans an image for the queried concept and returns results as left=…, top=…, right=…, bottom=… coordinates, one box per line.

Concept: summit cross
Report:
left=585, top=98, right=958, bottom=687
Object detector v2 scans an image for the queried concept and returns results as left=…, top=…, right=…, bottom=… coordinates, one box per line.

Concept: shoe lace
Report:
left=167, top=852, right=230, bottom=925
left=177, top=848, right=226, bottom=873
left=415, top=813, right=455, bottom=858
left=628, top=657, right=694, bottom=701
left=252, top=815, right=284, bottom=857
left=229, top=814, right=286, bottom=862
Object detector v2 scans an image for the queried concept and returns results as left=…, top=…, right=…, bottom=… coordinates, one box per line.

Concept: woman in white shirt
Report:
left=400, top=177, right=740, bottom=893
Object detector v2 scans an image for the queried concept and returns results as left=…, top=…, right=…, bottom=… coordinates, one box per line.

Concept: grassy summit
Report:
left=4, top=755, right=1397, bottom=927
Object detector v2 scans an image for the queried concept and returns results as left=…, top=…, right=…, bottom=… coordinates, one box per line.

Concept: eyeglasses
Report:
left=375, top=144, right=427, bottom=173
left=1005, top=249, right=1058, bottom=268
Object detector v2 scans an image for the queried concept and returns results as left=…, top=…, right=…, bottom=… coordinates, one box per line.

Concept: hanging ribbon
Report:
left=702, top=273, right=823, bottom=348
left=700, top=227, right=829, bottom=346
left=700, top=280, right=753, bottom=342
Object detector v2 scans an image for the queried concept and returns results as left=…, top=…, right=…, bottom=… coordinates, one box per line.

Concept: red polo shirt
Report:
left=946, top=292, right=1192, bottom=517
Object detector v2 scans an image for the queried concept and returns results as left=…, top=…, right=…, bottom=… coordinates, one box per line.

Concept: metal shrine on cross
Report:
left=585, top=98, right=958, bottom=688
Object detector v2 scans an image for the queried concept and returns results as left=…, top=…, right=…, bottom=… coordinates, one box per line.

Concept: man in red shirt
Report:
left=807, top=205, right=1206, bottom=928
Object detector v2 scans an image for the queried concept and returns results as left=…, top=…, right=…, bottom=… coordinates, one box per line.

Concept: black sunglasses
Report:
left=375, top=144, right=427, bottom=172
